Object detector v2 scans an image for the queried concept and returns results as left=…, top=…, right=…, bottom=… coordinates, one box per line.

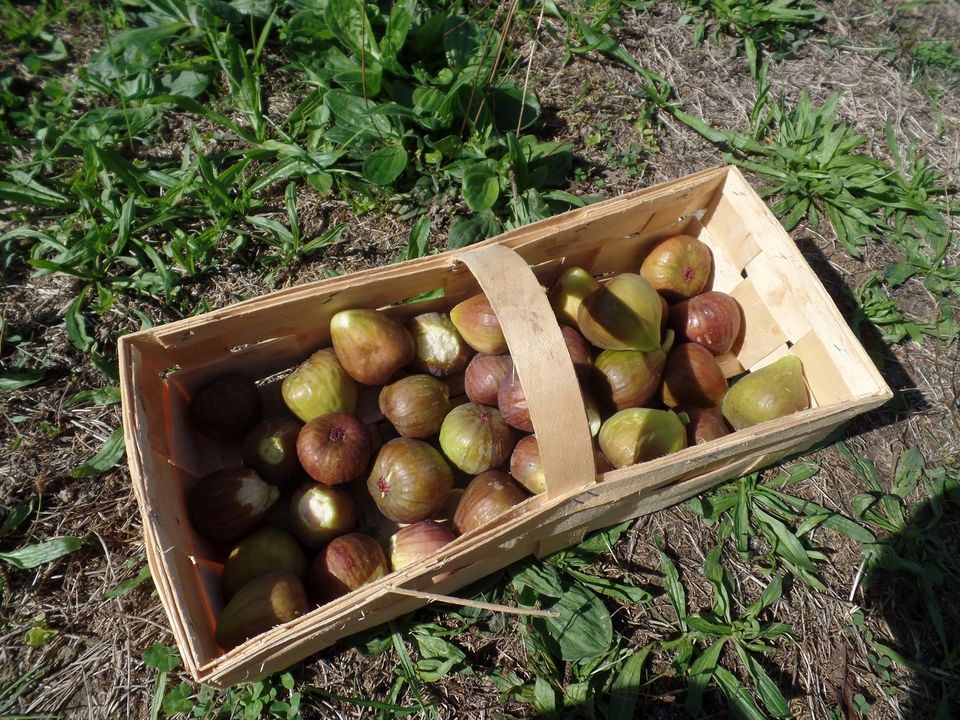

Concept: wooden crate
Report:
left=118, top=166, right=891, bottom=687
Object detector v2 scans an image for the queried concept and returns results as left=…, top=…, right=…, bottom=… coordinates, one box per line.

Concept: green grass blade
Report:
left=607, top=645, right=652, bottom=720
left=0, top=536, right=84, bottom=569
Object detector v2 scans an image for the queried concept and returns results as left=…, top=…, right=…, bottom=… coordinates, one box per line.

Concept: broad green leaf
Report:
left=1, top=496, right=37, bottom=538
left=71, top=427, right=126, bottom=478
left=0, top=371, right=45, bottom=392
left=536, top=585, right=613, bottom=661
left=511, top=561, right=564, bottom=597
left=533, top=677, right=557, bottom=714
left=0, top=179, right=70, bottom=208
left=65, top=290, right=95, bottom=354
left=657, top=544, right=687, bottom=627
left=744, top=574, right=784, bottom=619
left=143, top=643, right=180, bottom=673
left=447, top=213, right=501, bottom=249
left=405, top=216, right=431, bottom=260
left=363, top=146, right=408, bottom=185
left=575, top=521, right=631, bottom=554
left=0, top=536, right=84, bottom=569
left=64, top=386, right=121, bottom=408
left=301, top=223, right=348, bottom=256
left=564, top=569, right=652, bottom=605
left=607, top=645, right=651, bottom=719
left=713, top=666, right=767, bottom=720
left=462, top=163, right=500, bottom=213
left=892, top=447, right=924, bottom=499
left=753, top=505, right=818, bottom=573
left=685, top=639, right=725, bottom=715
left=686, top=615, right=734, bottom=636
left=736, top=644, right=791, bottom=718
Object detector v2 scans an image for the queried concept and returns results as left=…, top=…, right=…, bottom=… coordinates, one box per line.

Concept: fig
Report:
left=722, top=355, right=810, bottom=430
left=561, top=326, right=593, bottom=379
left=578, top=273, right=662, bottom=351
left=450, top=293, right=507, bottom=354
left=221, top=527, right=308, bottom=600
left=407, top=312, right=473, bottom=378
left=675, top=405, right=731, bottom=445
left=389, top=520, right=457, bottom=573
left=670, top=291, right=742, bottom=355
left=282, top=348, right=358, bottom=422
left=464, top=354, right=513, bottom=406
left=497, top=370, right=532, bottom=433
left=661, top=343, right=728, bottom=408
left=598, top=408, right=687, bottom=468
left=593, top=333, right=670, bottom=411
left=188, top=467, right=279, bottom=545
left=453, top=471, right=528, bottom=535
left=379, top=375, right=452, bottom=438
left=439, top=403, right=515, bottom=475
left=509, top=435, right=612, bottom=494
left=289, top=483, right=358, bottom=549
left=242, top=417, right=304, bottom=488
left=640, top=235, right=712, bottom=303
left=548, top=267, right=600, bottom=329
left=330, top=309, right=416, bottom=385
left=367, top=438, right=454, bottom=523
left=215, top=571, right=308, bottom=650
left=582, top=391, right=602, bottom=437
left=309, top=532, right=388, bottom=603
left=190, top=373, right=263, bottom=442
left=297, top=413, right=372, bottom=485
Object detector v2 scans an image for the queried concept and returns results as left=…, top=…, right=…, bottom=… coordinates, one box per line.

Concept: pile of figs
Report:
left=185, top=233, right=810, bottom=651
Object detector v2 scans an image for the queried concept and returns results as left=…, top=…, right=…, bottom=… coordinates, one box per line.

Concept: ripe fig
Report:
left=675, top=405, right=731, bottom=445
left=297, top=413, right=372, bottom=485
left=561, top=326, right=593, bottom=379
left=497, top=370, right=532, bottom=433
left=188, top=467, right=279, bottom=545
left=640, top=235, right=712, bottom=303
left=450, top=293, right=507, bottom=354
left=215, top=571, right=308, bottom=650
left=598, top=408, right=687, bottom=468
left=661, top=343, right=728, bottom=408
left=190, top=373, right=262, bottom=442
left=389, top=520, right=457, bottom=573
left=309, top=532, right=388, bottom=603
left=509, top=435, right=612, bottom=494
left=407, top=312, right=473, bottom=378
left=670, top=291, right=742, bottom=355
left=439, top=403, right=515, bottom=475
left=242, top=417, right=304, bottom=488
left=330, top=309, right=416, bottom=385
left=578, top=273, right=662, bottom=351
left=367, top=438, right=454, bottom=523
left=722, top=355, right=810, bottom=430
left=593, top=334, right=669, bottom=411
left=379, top=375, right=452, bottom=438
left=453, top=471, right=528, bottom=535
left=582, top=390, right=602, bottom=437
left=289, top=483, right=358, bottom=549
left=221, top=527, right=308, bottom=600
left=464, top=354, right=513, bottom=406
left=282, top=348, right=358, bottom=422
left=548, top=267, right=601, bottom=330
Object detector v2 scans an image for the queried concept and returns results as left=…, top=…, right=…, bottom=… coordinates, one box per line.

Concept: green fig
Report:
left=214, top=571, right=308, bottom=650
left=577, top=273, right=662, bottom=351
left=721, top=356, right=810, bottom=430
left=221, top=527, right=309, bottom=600
left=282, top=348, right=358, bottom=422
left=330, top=308, right=416, bottom=385
left=594, top=341, right=668, bottom=411
left=598, top=408, right=687, bottom=468
left=548, top=267, right=601, bottom=329
left=242, top=417, right=304, bottom=488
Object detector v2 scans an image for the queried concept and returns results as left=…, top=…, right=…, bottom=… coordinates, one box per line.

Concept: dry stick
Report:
left=516, top=0, right=547, bottom=138
left=388, top=586, right=558, bottom=618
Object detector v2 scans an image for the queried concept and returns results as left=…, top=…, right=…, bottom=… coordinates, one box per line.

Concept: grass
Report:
left=2, top=0, right=960, bottom=717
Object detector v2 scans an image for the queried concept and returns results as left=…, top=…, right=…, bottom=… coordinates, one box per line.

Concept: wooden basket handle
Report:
left=455, top=245, right=597, bottom=499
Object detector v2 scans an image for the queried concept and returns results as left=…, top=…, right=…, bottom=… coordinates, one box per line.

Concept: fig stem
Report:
left=661, top=329, right=675, bottom=355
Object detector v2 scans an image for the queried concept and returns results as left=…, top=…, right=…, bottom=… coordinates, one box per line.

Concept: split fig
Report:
left=407, top=312, right=473, bottom=378
left=289, top=483, right=358, bottom=549
left=188, top=467, right=279, bottom=545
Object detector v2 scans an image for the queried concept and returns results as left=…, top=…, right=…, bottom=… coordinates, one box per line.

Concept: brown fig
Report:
left=282, top=348, right=358, bottom=422
left=661, top=343, right=728, bottom=408
left=450, top=293, right=507, bottom=354
left=188, top=467, right=279, bottom=545
left=509, top=435, right=612, bottom=494
left=308, top=533, right=388, bottom=603
left=379, top=375, right=452, bottom=438
left=498, top=370, right=533, bottom=433
left=722, top=355, right=810, bottom=430
left=407, top=312, right=473, bottom=378
left=675, top=405, right=731, bottom=445
left=221, top=527, right=308, bottom=600
left=578, top=273, right=663, bottom=351
left=367, top=438, right=454, bottom=523
left=640, top=235, right=712, bottom=303
left=389, top=520, right=457, bottom=573
left=560, top=326, right=593, bottom=379
left=296, top=413, right=372, bottom=485
left=190, top=373, right=263, bottom=442
left=453, top=471, right=528, bottom=535
left=330, top=308, right=415, bottom=385
left=593, top=333, right=670, bottom=411
left=464, top=354, right=513, bottom=406
left=670, top=291, right=742, bottom=355
left=215, top=571, right=308, bottom=650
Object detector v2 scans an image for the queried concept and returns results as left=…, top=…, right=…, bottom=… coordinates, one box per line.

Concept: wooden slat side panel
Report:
left=696, top=222, right=744, bottom=294
left=720, top=169, right=891, bottom=400
left=790, top=330, right=854, bottom=408
left=729, top=278, right=790, bottom=368
left=701, top=191, right=762, bottom=271
left=741, top=252, right=813, bottom=342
